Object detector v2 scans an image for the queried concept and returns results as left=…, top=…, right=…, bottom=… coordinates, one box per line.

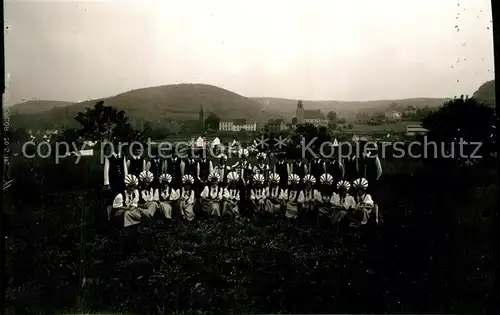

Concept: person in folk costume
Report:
left=343, top=153, right=358, bottom=182
left=200, top=172, right=223, bottom=217
left=330, top=180, right=356, bottom=225
left=250, top=173, right=267, bottom=219
left=214, top=154, right=230, bottom=188
left=349, top=178, right=374, bottom=227
left=179, top=175, right=196, bottom=221
left=273, top=153, right=291, bottom=189
left=103, top=144, right=128, bottom=219
left=221, top=171, right=241, bottom=217
left=138, top=171, right=159, bottom=218
left=265, top=173, right=282, bottom=216
left=314, top=173, right=335, bottom=227
left=232, top=148, right=253, bottom=185
left=253, top=152, right=270, bottom=182
left=280, top=174, right=301, bottom=220
left=356, top=144, right=382, bottom=199
left=183, top=150, right=198, bottom=179
left=298, top=174, right=317, bottom=223
left=309, top=156, right=326, bottom=189
left=325, top=145, right=345, bottom=185
left=156, top=173, right=180, bottom=221
left=238, top=161, right=254, bottom=218
left=196, top=149, right=214, bottom=195
left=126, top=146, right=147, bottom=178
left=165, top=153, right=185, bottom=189
left=292, top=157, right=308, bottom=188
left=146, top=148, right=166, bottom=189
left=113, top=174, right=141, bottom=227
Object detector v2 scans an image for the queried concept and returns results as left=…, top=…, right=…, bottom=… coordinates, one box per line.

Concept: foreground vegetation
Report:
left=3, top=154, right=496, bottom=314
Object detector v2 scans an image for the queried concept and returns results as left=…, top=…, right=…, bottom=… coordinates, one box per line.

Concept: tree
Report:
left=74, top=101, right=140, bottom=143
left=205, top=112, right=221, bottom=131
left=347, top=123, right=353, bottom=129
left=292, top=117, right=298, bottom=125
left=422, top=96, right=496, bottom=164
left=337, top=118, right=346, bottom=124
left=326, top=111, right=338, bottom=124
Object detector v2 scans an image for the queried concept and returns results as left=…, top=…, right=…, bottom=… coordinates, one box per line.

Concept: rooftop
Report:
left=304, top=109, right=326, bottom=120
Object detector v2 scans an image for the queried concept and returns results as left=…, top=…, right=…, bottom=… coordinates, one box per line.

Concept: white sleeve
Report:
left=188, top=191, right=195, bottom=205
left=200, top=186, right=209, bottom=198
left=131, top=190, right=139, bottom=207
left=123, top=157, right=128, bottom=176
left=250, top=189, right=256, bottom=200
left=170, top=189, right=180, bottom=201
left=261, top=188, right=267, bottom=200
left=314, top=190, right=322, bottom=202
left=125, top=159, right=131, bottom=176
left=376, top=157, right=382, bottom=180
left=330, top=193, right=340, bottom=206
left=364, top=194, right=374, bottom=207
left=146, top=161, right=151, bottom=172
left=345, top=196, right=356, bottom=209
left=209, top=161, right=214, bottom=174
left=297, top=191, right=305, bottom=203
left=222, top=188, right=230, bottom=199
left=235, top=191, right=240, bottom=201
left=103, top=158, right=110, bottom=185
left=112, top=193, right=123, bottom=208
left=141, top=190, right=148, bottom=201
left=279, top=189, right=286, bottom=200
left=153, top=189, right=159, bottom=201
left=180, top=161, right=185, bottom=177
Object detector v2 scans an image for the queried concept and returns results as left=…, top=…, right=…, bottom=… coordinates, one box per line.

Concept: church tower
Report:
left=296, top=100, right=304, bottom=124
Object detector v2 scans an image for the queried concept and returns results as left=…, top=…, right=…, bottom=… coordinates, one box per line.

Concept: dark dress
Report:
left=166, top=157, right=183, bottom=188
left=275, top=161, right=289, bottom=188
left=149, top=158, right=164, bottom=189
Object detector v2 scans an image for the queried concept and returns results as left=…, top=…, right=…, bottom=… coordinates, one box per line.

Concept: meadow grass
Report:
left=3, top=154, right=496, bottom=314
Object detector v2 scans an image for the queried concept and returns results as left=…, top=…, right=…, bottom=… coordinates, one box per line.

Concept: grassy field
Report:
left=3, top=154, right=496, bottom=314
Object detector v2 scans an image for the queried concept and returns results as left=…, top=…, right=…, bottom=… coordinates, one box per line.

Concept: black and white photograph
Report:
left=2, top=0, right=497, bottom=314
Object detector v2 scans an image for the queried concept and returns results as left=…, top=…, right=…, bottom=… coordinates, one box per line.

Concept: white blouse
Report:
left=200, top=186, right=222, bottom=200
left=156, top=187, right=180, bottom=201
left=250, top=188, right=267, bottom=200
left=224, top=188, right=240, bottom=201
left=141, top=188, right=155, bottom=202
left=298, top=189, right=314, bottom=203
left=180, top=188, right=195, bottom=205
left=267, top=186, right=280, bottom=199
left=330, top=193, right=356, bottom=209
left=113, top=190, right=139, bottom=208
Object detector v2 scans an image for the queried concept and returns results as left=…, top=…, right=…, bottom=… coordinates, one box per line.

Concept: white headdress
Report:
left=288, top=174, right=300, bottom=184
left=182, top=174, right=194, bottom=184
left=159, top=173, right=172, bottom=184
left=269, top=173, right=280, bottom=184
left=252, top=173, right=265, bottom=184
left=352, top=178, right=369, bottom=189
left=227, top=171, right=240, bottom=183
left=208, top=172, right=221, bottom=183
left=320, top=173, right=334, bottom=185
left=303, top=174, right=316, bottom=185
left=238, top=148, right=249, bottom=158
left=139, top=171, right=154, bottom=183
left=336, top=180, right=351, bottom=190
left=124, top=174, right=139, bottom=187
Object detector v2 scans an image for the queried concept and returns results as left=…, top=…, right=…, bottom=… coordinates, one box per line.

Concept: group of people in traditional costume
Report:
left=104, top=143, right=382, bottom=229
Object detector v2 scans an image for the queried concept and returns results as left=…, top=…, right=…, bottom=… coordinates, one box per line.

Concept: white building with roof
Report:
left=219, top=119, right=257, bottom=132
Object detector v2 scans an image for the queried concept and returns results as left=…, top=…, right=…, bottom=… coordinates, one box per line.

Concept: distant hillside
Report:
left=8, top=100, right=73, bottom=115
left=252, top=97, right=450, bottom=120
left=473, top=80, right=495, bottom=108
left=10, top=84, right=273, bottom=129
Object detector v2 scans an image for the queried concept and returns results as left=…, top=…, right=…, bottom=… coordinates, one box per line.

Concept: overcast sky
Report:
left=4, top=0, right=495, bottom=105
